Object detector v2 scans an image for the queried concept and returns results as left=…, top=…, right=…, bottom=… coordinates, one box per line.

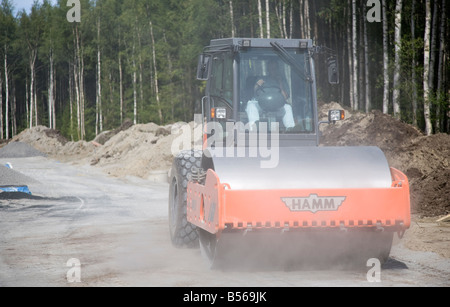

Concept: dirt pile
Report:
left=2, top=104, right=448, bottom=217
left=9, top=125, right=96, bottom=161
left=3, top=121, right=200, bottom=181
left=320, top=102, right=449, bottom=217
left=89, top=122, right=176, bottom=178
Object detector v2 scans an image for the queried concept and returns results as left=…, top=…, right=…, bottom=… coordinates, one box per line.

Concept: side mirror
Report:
left=327, top=57, right=339, bottom=85
left=196, top=54, right=211, bottom=81
left=328, top=109, right=345, bottom=123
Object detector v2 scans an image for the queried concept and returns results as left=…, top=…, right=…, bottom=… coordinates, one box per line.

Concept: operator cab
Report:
left=197, top=38, right=339, bottom=147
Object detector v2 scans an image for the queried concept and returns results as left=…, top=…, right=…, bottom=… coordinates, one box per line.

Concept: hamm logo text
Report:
left=281, top=194, right=346, bottom=213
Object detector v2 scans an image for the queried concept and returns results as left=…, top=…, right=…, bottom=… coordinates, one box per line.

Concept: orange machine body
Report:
left=187, top=167, right=410, bottom=236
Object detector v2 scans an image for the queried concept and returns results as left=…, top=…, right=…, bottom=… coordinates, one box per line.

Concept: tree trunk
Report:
left=96, top=17, right=102, bottom=135
left=265, top=0, right=270, bottom=38
left=229, top=0, right=235, bottom=37
left=411, top=0, right=418, bottom=126
left=69, top=62, right=74, bottom=141
left=73, top=60, right=80, bottom=140
left=0, top=70, right=3, bottom=139
left=275, top=0, right=287, bottom=39
left=29, top=51, right=36, bottom=128
left=163, top=33, right=174, bottom=121
left=108, top=72, right=114, bottom=127
left=304, top=0, right=310, bottom=39
left=423, top=0, right=433, bottom=135
left=429, top=0, right=438, bottom=131
left=359, top=1, right=365, bottom=109
left=382, top=0, right=389, bottom=114
left=34, top=75, right=37, bottom=127
left=12, top=84, right=16, bottom=137
left=25, top=75, right=28, bottom=130
left=118, top=26, right=124, bottom=124
left=392, top=0, right=402, bottom=119
left=436, top=0, right=446, bottom=132
left=73, top=26, right=81, bottom=140
left=4, top=51, right=9, bottom=139
left=429, top=0, right=438, bottom=91
left=363, top=3, right=370, bottom=113
left=132, top=36, right=137, bottom=125
left=289, top=0, right=293, bottom=38
left=299, top=0, right=304, bottom=38
left=52, top=61, right=56, bottom=130
left=48, top=49, right=54, bottom=129
left=352, top=0, right=358, bottom=111
left=282, top=0, right=287, bottom=39
left=275, top=3, right=283, bottom=38
left=138, top=31, right=144, bottom=117
left=149, top=20, right=163, bottom=124
left=347, top=2, right=354, bottom=109
left=258, top=0, right=264, bottom=38
left=80, top=39, right=85, bottom=140
left=73, top=23, right=85, bottom=140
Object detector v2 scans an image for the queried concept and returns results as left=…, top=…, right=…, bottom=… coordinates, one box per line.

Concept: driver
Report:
left=246, top=59, right=295, bottom=130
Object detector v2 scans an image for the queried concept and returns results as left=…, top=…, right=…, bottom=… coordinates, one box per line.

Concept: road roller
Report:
left=168, top=38, right=410, bottom=269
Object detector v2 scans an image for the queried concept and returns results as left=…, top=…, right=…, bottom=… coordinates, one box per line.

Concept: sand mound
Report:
left=3, top=105, right=448, bottom=217
left=320, top=102, right=449, bottom=217
left=0, top=141, right=47, bottom=158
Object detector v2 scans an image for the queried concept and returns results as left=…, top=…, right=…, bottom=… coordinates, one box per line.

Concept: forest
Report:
left=0, top=0, right=448, bottom=141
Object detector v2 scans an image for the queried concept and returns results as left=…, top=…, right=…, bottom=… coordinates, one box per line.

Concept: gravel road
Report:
left=0, top=156, right=449, bottom=288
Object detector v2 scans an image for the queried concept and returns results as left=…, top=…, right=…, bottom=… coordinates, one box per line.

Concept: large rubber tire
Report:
left=168, top=150, right=202, bottom=248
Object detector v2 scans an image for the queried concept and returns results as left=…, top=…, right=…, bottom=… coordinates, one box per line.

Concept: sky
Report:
left=12, top=0, right=56, bottom=14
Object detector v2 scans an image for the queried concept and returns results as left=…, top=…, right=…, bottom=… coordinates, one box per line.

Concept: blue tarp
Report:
left=0, top=186, right=32, bottom=194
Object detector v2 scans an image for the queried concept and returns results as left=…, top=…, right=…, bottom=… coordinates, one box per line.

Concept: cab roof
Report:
left=205, top=38, right=313, bottom=53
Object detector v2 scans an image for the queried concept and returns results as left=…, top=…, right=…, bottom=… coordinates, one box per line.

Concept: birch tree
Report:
left=392, top=0, right=402, bottom=119
left=382, top=0, right=389, bottom=114
left=118, top=25, right=124, bottom=124
left=4, top=49, right=8, bottom=139
left=258, top=0, right=263, bottom=38
left=410, top=0, right=418, bottom=125
left=0, top=69, right=2, bottom=139
left=363, top=2, right=370, bottom=113
left=48, top=48, right=55, bottom=129
left=73, top=23, right=85, bottom=140
left=1, top=0, right=15, bottom=139
left=299, top=0, right=304, bottom=38
left=423, top=0, right=432, bottom=135
left=265, top=0, right=270, bottom=38
left=229, top=0, right=235, bottom=37
left=42, top=1, right=56, bottom=130
left=300, top=0, right=311, bottom=38
left=149, top=19, right=163, bottom=124
left=96, top=16, right=102, bottom=135
left=436, top=0, right=446, bottom=131
left=132, top=29, right=137, bottom=125
left=428, top=0, right=438, bottom=93
left=351, top=0, right=358, bottom=110
left=20, top=10, right=41, bottom=128
left=345, top=3, right=353, bottom=109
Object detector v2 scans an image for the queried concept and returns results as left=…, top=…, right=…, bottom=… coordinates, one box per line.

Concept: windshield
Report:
left=238, top=48, right=314, bottom=133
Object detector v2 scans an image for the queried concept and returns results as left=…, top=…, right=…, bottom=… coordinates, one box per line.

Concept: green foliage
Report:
left=0, top=0, right=448, bottom=140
